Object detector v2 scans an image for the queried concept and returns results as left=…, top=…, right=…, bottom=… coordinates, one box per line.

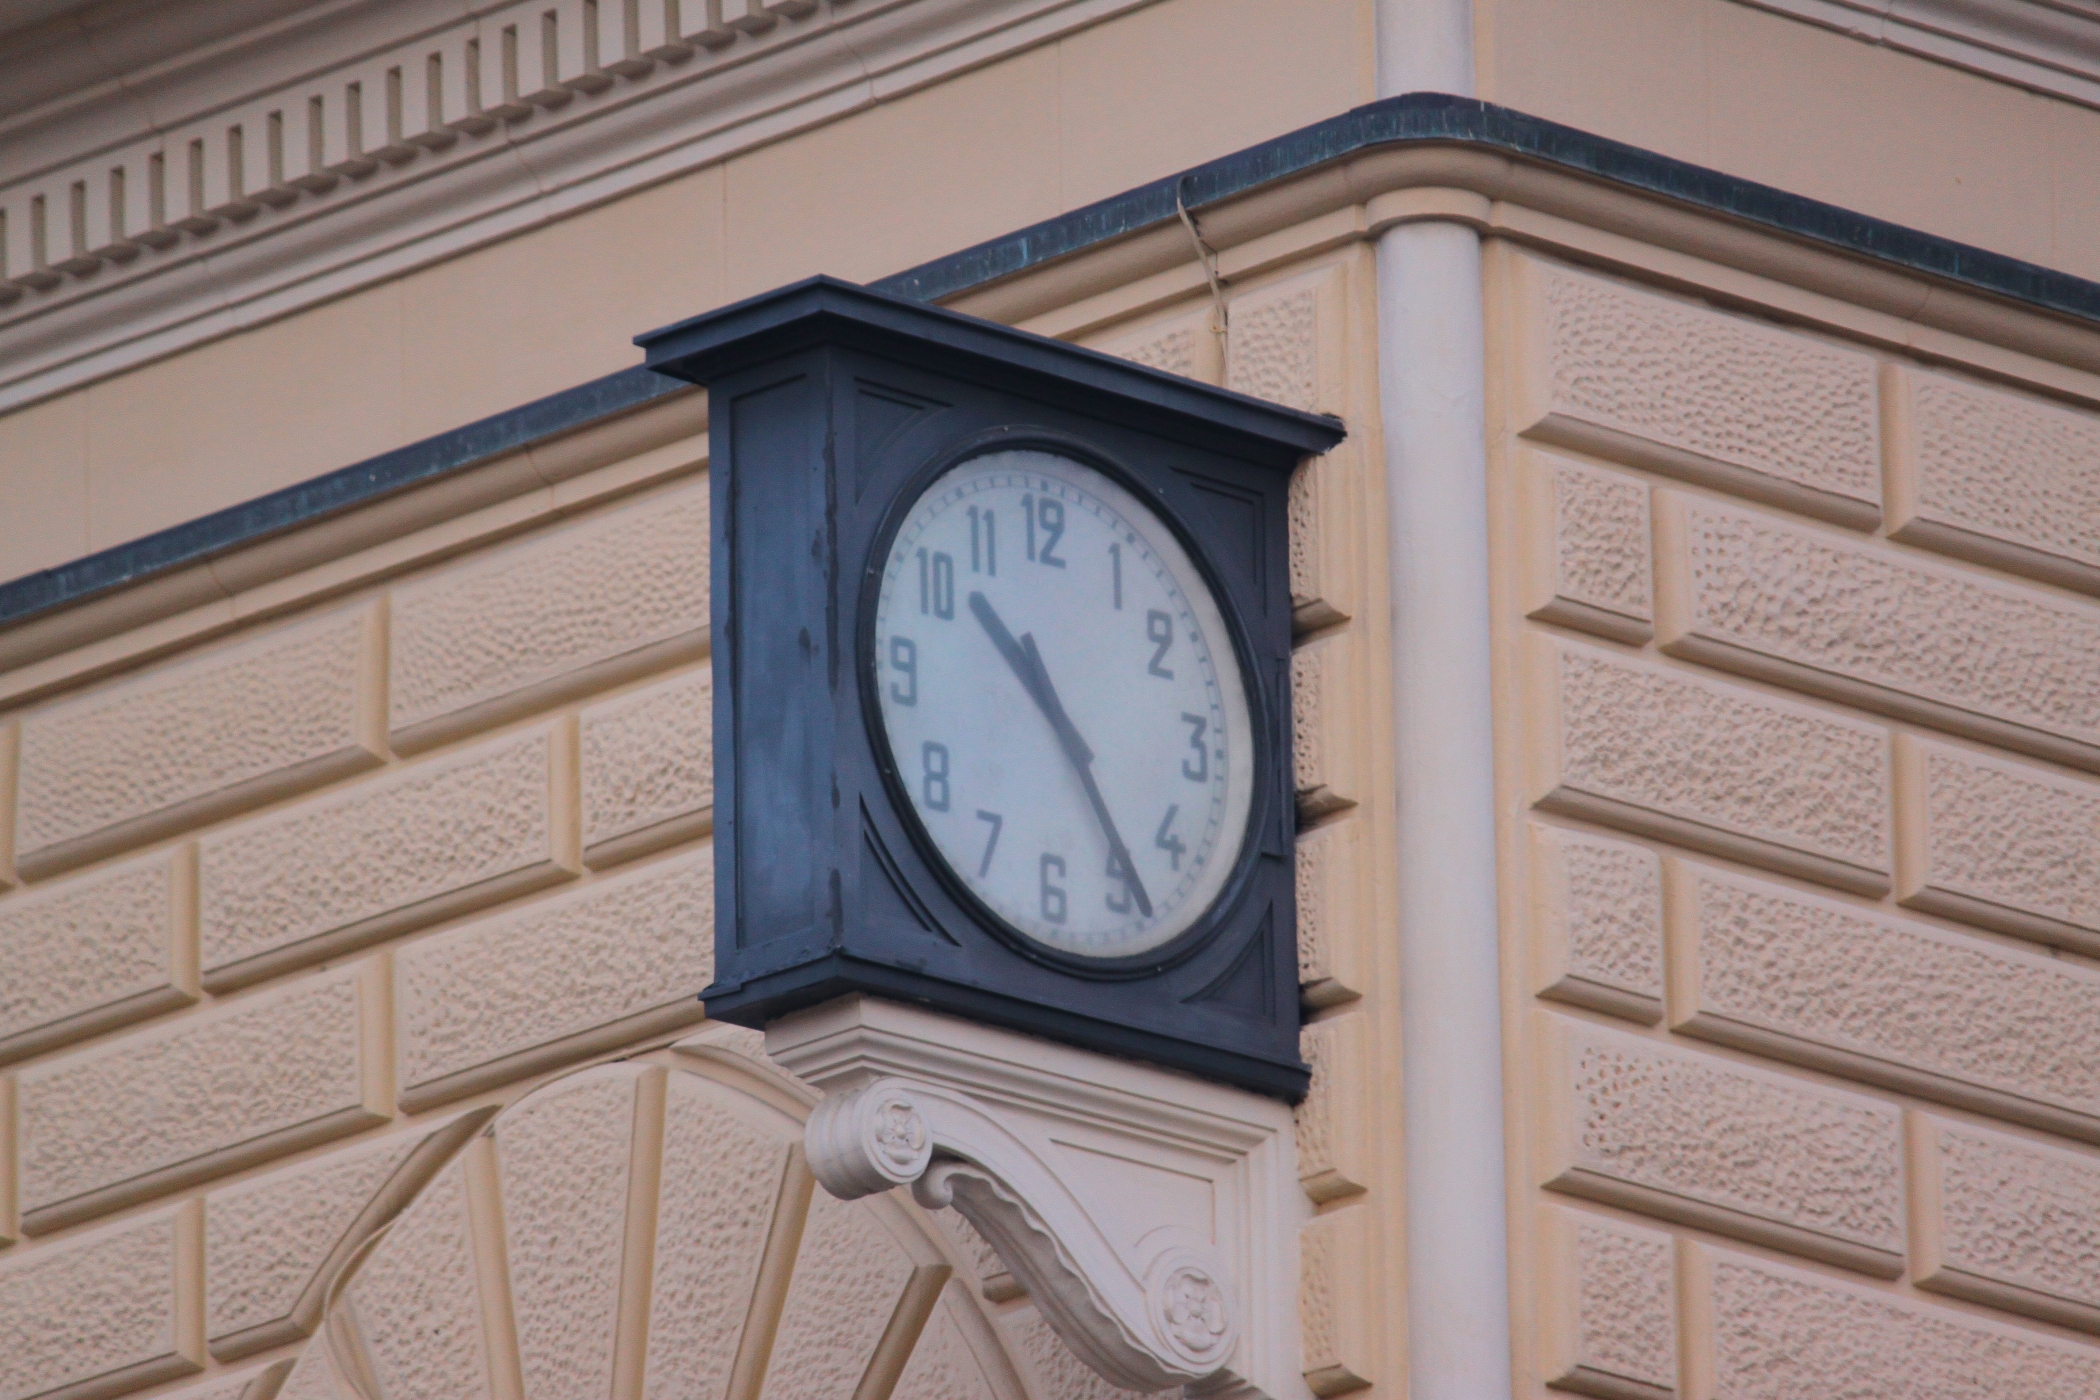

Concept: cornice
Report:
left=8, top=93, right=2100, bottom=687
left=0, top=0, right=1155, bottom=413
left=1738, top=0, right=2100, bottom=109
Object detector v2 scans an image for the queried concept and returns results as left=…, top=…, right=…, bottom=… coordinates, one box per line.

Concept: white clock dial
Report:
left=871, top=448, right=1254, bottom=959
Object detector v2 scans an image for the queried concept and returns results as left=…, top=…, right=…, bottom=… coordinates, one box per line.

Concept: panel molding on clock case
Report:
left=637, top=277, right=1344, bottom=1099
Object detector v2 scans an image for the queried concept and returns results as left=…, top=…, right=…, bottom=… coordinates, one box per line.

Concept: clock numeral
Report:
left=974, top=810, right=1003, bottom=877
left=969, top=507, right=997, bottom=576
left=1147, top=610, right=1176, bottom=679
left=1022, top=494, right=1067, bottom=568
left=888, top=637, right=917, bottom=705
left=1154, top=805, right=1185, bottom=870
left=1104, top=850, right=1132, bottom=915
left=922, top=741, right=951, bottom=812
left=1179, top=713, right=1208, bottom=782
left=1039, top=854, right=1067, bottom=924
left=1110, top=543, right=1123, bottom=610
left=917, top=548, right=955, bottom=620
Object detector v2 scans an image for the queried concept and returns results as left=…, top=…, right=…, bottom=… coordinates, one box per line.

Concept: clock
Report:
left=637, top=277, right=1344, bottom=1099
left=870, top=447, right=1253, bottom=961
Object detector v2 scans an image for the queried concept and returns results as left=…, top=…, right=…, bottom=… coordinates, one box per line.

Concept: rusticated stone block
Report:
left=1912, top=1113, right=2100, bottom=1333
left=1529, top=638, right=1889, bottom=895
left=1530, top=823, right=1665, bottom=1024
left=206, top=1108, right=490, bottom=1360
left=1541, top=1207, right=1676, bottom=1400
left=1896, top=735, right=2100, bottom=957
left=0, top=845, right=197, bottom=1064
left=389, top=486, right=710, bottom=750
left=395, top=850, right=713, bottom=1110
left=1684, top=1244, right=2100, bottom=1399
left=338, top=1147, right=498, bottom=1400
left=14, top=604, right=384, bottom=878
left=1522, top=452, right=1654, bottom=644
left=1670, top=860, right=2100, bottom=1143
left=1538, top=1016, right=1903, bottom=1275
left=198, top=723, right=579, bottom=991
left=1513, top=256, right=1880, bottom=526
left=581, top=668, right=713, bottom=868
left=643, top=1071, right=807, bottom=1400
left=1295, top=813, right=1368, bottom=1009
left=1298, top=1010, right=1371, bottom=1203
left=497, top=1066, right=653, bottom=1400
left=17, top=960, right=390, bottom=1233
left=1656, top=493, right=2100, bottom=772
left=1889, top=365, right=2100, bottom=595
left=1292, top=632, right=1367, bottom=824
left=0, top=1201, right=203, bottom=1400
left=1299, top=1203, right=1375, bottom=1397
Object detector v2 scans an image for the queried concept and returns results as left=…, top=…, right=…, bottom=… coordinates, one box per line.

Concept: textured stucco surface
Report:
left=893, top=1294, right=1002, bottom=1400
left=1911, top=740, right=2100, bottom=945
left=198, top=725, right=561, bottom=980
left=1684, top=867, right=2100, bottom=1128
left=643, top=1072, right=796, bottom=1400
left=0, top=848, right=182, bottom=1054
left=1705, top=1250, right=2100, bottom=1398
left=1564, top=1212, right=1675, bottom=1394
left=1547, top=457, right=1653, bottom=624
left=1909, top=369, right=2100, bottom=576
left=770, top=1188, right=920, bottom=1400
left=204, top=1122, right=434, bottom=1349
left=497, top=1069, right=638, bottom=1400
left=1533, top=824, right=1664, bottom=1015
left=1550, top=1020, right=1904, bottom=1262
left=1546, top=643, right=1889, bottom=878
left=1227, top=283, right=1320, bottom=412
left=580, top=667, right=713, bottom=862
left=0, top=1205, right=195, bottom=1400
left=15, top=606, right=374, bottom=869
left=1671, top=499, right=2100, bottom=754
left=17, top=965, right=375, bottom=1219
left=1930, top=1118, right=2100, bottom=1320
left=389, top=487, right=709, bottom=740
left=342, top=1161, right=492, bottom=1400
left=1526, top=258, right=1880, bottom=507
left=396, top=849, right=712, bottom=1096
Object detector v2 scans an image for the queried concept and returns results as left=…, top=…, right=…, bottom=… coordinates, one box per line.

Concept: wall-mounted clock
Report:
left=638, top=278, right=1344, bottom=1099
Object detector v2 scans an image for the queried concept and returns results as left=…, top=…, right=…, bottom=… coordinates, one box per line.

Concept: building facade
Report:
left=4, top=2, right=2100, bottom=1398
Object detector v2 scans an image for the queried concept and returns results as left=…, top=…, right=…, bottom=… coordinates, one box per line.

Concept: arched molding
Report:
left=274, top=1028, right=1134, bottom=1400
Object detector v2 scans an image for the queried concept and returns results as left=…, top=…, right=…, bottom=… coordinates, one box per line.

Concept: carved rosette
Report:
left=806, top=1078, right=1249, bottom=1396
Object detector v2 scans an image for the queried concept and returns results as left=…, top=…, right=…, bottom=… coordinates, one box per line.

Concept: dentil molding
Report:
left=0, top=0, right=1152, bottom=412
left=766, top=995, right=1307, bottom=1399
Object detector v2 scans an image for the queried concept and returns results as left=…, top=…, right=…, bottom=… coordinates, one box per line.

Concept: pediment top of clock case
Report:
left=633, top=274, right=1347, bottom=460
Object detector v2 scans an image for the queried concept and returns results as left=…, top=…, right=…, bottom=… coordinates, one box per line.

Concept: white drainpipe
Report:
left=1371, top=4, right=1516, bottom=1399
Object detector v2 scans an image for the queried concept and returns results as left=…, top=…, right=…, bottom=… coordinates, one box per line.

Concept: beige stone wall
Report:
left=1491, top=243, right=2100, bottom=1398
left=0, top=216, right=1399, bottom=1399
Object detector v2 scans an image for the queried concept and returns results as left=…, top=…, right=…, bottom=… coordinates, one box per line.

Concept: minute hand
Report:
left=968, top=592, right=1153, bottom=919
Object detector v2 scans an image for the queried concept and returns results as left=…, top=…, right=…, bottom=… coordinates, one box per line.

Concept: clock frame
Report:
left=638, top=277, right=1344, bottom=1099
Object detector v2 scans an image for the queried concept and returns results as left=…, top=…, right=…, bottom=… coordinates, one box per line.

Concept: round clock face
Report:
left=871, top=448, right=1255, bottom=960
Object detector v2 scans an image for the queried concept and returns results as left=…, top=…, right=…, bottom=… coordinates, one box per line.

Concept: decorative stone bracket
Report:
left=765, top=996, right=1305, bottom=1400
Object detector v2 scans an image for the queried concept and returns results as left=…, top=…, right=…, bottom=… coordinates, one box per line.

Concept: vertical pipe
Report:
left=1370, top=5, right=1516, bottom=1400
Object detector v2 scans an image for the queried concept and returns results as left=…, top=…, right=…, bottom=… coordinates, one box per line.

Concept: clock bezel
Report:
left=857, top=426, right=1274, bottom=980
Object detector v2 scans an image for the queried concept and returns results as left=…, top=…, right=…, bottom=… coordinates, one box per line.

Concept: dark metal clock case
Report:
left=637, top=277, right=1344, bottom=1100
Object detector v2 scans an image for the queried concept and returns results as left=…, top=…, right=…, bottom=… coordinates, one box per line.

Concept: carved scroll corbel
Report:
left=806, top=1077, right=1250, bottom=1396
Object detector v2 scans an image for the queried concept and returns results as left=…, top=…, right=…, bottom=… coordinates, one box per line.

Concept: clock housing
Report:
left=638, top=278, right=1344, bottom=1099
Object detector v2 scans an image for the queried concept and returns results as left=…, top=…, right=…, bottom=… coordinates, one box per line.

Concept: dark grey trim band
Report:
left=5, top=91, right=2097, bottom=634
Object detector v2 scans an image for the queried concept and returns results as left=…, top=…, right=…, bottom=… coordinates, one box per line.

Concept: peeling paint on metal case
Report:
left=641, top=278, right=1341, bottom=1099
